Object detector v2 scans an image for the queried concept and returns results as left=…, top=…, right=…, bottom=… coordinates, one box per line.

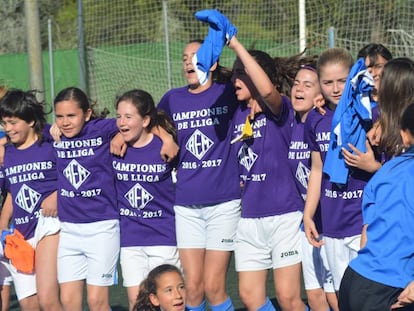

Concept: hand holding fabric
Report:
left=192, top=9, right=237, bottom=85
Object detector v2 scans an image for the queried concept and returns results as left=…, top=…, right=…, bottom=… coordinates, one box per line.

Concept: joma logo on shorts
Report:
left=101, top=273, right=113, bottom=279
left=221, top=238, right=233, bottom=243
left=280, top=250, right=299, bottom=258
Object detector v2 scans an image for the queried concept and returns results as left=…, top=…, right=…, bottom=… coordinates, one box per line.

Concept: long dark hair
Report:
left=401, top=103, right=414, bottom=139
left=378, top=57, right=414, bottom=157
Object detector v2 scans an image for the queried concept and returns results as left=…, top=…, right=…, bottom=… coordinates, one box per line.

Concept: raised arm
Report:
left=227, top=36, right=282, bottom=116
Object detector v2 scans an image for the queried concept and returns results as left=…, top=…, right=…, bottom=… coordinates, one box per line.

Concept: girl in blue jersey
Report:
left=113, top=89, right=179, bottom=311
left=0, top=89, right=62, bottom=311
left=158, top=39, right=241, bottom=311
left=227, top=33, right=307, bottom=310
left=339, top=103, right=414, bottom=311
left=338, top=57, right=414, bottom=311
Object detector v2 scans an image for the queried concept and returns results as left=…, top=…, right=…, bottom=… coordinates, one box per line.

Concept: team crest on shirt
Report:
left=125, top=183, right=153, bottom=210
left=238, top=143, right=258, bottom=172
left=185, top=129, right=213, bottom=160
left=15, top=184, right=41, bottom=214
left=63, top=159, right=91, bottom=190
left=295, top=162, right=310, bottom=189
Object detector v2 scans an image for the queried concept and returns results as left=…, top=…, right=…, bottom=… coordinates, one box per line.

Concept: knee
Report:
left=60, top=294, right=77, bottom=310
left=87, top=294, right=109, bottom=311
left=59, top=296, right=68, bottom=308
left=185, top=281, right=205, bottom=303
left=276, top=292, right=304, bottom=310
left=18, top=295, right=39, bottom=310
left=204, top=280, right=223, bottom=298
left=306, top=290, right=329, bottom=311
left=39, top=297, right=61, bottom=310
left=238, top=287, right=257, bottom=309
left=38, top=295, right=61, bottom=310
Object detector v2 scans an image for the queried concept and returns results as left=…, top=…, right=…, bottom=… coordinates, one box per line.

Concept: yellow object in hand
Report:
left=231, top=115, right=253, bottom=144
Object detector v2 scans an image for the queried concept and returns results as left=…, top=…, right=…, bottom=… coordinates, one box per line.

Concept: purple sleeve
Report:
left=304, top=110, right=319, bottom=152
left=157, top=92, right=172, bottom=115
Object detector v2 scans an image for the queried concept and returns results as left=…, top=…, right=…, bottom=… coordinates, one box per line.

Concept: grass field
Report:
left=7, top=253, right=299, bottom=310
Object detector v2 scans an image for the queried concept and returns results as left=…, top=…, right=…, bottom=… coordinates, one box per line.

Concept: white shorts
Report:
left=8, top=237, right=36, bottom=301
left=57, top=219, right=120, bottom=286
left=0, top=214, right=59, bottom=255
left=301, top=232, right=334, bottom=292
left=0, top=260, right=12, bottom=286
left=235, top=211, right=302, bottom=271
left=120, top=246, right=180, bottom=287
left=174, top=199, right=241, bottom=251
left=324, top=235, right=360, bottom=291
left=34, top=214, right=60, bottom=245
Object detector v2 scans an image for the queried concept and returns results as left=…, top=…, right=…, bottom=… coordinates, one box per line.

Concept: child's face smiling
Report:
left=54, top=99, right=92, bottom=138
left=1, top=116, right=36, bottom=148
left=149, top=271, right=186, bottom=311
left=116, top=100, right=150, bottom=147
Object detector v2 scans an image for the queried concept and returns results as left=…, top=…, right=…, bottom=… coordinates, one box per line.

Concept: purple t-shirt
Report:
left=232, top=96, right=303, bottom=218
left=288, top=115, right=311, bottom=202
left=158, top=83, right=241, bottom=205
left=305, top=107, right=372, bottom=238
left=0, top=166, right=5, bottom=192
left=4, top=141, right=57, bottom=239
left=288, top=114, right=323, bottom=232
left=52, top=118, right=119, bottom=223
left=112, top=136, right=176, bottom=247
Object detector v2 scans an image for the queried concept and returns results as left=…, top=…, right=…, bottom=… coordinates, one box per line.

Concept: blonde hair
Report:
left=317, top=48, right=353, bottom=77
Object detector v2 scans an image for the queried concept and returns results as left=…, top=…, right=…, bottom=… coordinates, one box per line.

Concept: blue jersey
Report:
left=350, top=145, right=414, bottom=288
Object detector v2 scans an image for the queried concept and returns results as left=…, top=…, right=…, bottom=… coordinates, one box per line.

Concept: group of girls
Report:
left=0, top=8, right=413, bottom=311
left=302, top=44, right=414, bottom=311
left=174, top=10, right=414, bottom=311
left=0, top=86, right=178, bottom=311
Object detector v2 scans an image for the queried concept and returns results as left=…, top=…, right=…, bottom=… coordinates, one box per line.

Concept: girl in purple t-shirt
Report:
left=157, top=39, right=241, bottom=311
left=303, top=48, right=373, bottom=293
left=289, top=65, right=339, bottom=311
left=52, top=87, right=120, bottom=311
left=228, top=35, right=306, bottom=310
left=112, top=89, right=179, bottom=310
left=0, top=89, right=61, bottom=310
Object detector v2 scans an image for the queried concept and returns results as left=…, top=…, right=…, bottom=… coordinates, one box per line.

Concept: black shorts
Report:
left=339, top=266, right=414, bottom=311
